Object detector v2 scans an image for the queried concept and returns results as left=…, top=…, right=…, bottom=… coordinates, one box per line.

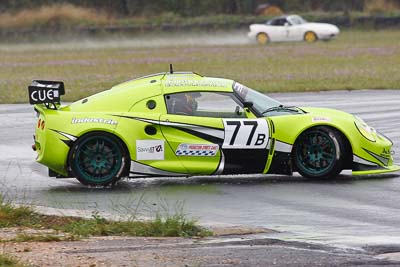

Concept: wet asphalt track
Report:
left=2, top=89, right=400, bottom=250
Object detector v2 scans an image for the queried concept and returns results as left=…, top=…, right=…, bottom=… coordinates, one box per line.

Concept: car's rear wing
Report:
left=28, top=80, right=65, bottom=109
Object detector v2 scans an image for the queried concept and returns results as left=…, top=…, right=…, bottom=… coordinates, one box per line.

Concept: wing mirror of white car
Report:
left=284, top=22, right=290, bottom=27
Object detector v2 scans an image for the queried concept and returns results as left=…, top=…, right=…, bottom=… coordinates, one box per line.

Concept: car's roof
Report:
left=112, top=72, right=234, bottom=94
left=267, top=14, right=299, bottom=21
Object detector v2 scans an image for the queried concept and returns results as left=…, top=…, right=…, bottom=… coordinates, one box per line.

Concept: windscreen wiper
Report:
left=261, top=105, right=306, bottom=115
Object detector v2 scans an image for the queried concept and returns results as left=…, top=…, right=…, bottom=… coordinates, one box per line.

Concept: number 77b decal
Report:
left=222, top=119, right=270, bottom=149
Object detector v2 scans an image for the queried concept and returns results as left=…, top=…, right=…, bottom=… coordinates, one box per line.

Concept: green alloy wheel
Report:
left=69, top=132, right=128, bottom=186
left=293, top=126, right=345, bottom=179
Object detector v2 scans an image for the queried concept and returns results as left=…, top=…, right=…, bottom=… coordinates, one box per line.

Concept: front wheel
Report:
left=304, top=31, right=317, bottom=43
left=68, top=132, right=129, bottom=186
left=293, top=127, right=346, bottom=179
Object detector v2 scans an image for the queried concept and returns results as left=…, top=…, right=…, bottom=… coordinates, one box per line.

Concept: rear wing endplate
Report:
left=28, top=80, right=65, bottom=109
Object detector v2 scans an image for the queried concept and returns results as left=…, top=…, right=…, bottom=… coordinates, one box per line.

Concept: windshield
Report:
left=233, top=82, right=282, bottom=115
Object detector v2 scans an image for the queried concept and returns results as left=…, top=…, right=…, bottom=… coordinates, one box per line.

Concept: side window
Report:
left=165, top=92, right=246, bottom=118
left=276, top=18, right=287, bottom=26
left=271, top=18, right=287, bottom=26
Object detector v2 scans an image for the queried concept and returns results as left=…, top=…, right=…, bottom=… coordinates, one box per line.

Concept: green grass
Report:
left=58, top=213, right=207, bottom=237
left=0, top=30, right=399, bottom=104
left=0, top=253, right=24, bottom=267
left=0, top=196, right=211, bottom=239
left=10, top=233, right=69, bottom=242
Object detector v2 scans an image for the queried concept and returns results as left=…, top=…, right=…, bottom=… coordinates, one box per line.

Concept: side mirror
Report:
left=243, top=101, right=253, bottom=108
left=284, top=22, right=289, bottom=27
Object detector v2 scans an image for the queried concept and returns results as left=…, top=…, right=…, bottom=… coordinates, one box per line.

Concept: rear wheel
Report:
left=69, top=132, right=129, bottom=186
left=256, top=32, right=269, bottom=45
left=304, top=31, right=317, bottom=43
left=293, top=126, right=346, bottom=179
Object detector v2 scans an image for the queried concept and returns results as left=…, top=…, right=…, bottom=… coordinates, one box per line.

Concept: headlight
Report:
left=354, top=116, right=376, bottom=142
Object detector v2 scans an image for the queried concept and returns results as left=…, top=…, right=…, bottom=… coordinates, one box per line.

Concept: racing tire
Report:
left=68, top=132, right=130, bottom=186
left=304, top=31, right=317, bottom=43
left=256, top=32, right=270, bottom=45
left=293, top=126, right=346, bottom=179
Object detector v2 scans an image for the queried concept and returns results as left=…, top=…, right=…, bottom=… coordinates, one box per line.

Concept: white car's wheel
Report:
left=304, top=31, right=317, bottom=43
left=256, top=33, right=269, bottom=45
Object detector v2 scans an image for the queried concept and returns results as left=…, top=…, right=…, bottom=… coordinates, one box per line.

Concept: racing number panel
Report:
left=221, top=118, right=270, bottom=174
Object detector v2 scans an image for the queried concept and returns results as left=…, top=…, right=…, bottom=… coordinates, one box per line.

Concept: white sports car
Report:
left=248, top=14, right=340, bottom=44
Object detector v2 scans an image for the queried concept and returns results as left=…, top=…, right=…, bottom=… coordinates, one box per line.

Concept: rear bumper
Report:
left=248, top=31, right=257, bottom=39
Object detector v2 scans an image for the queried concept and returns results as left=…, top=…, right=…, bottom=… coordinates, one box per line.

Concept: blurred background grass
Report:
left=0, top=2, right=399, bottom=39
left=0, top=29, right=399, bottom=104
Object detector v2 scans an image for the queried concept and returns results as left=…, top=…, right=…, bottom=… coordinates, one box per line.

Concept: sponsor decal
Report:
left=29, top=88, right=59, bottom=104
left=233, top=82, right=249, bottom=99
left=176, top=143, right=219, bottom=157
left=28, top=80, right=64, bottom=104
left=222, top=119, right=269, bottom=149
left=381, top=148, right=394, bottom=157
left=71, top=117, right=118, bottom=125
left=312, top=117, right=331, bottom=123
left=136, top=140, right=164, bottom=160
left=164, top=80, right=226, bottom=88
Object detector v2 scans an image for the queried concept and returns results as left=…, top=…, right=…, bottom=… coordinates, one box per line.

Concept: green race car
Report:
left=29, top=70, right=400, bottom=186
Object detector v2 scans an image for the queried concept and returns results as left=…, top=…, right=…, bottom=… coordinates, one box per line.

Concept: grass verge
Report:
left=10, top=233, right=74, bottom=242
left=0, top=253, right=24, bottom=267
left=0, top=195, right=211, bottom=240
left=0, top=253, right=25, bottom=267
